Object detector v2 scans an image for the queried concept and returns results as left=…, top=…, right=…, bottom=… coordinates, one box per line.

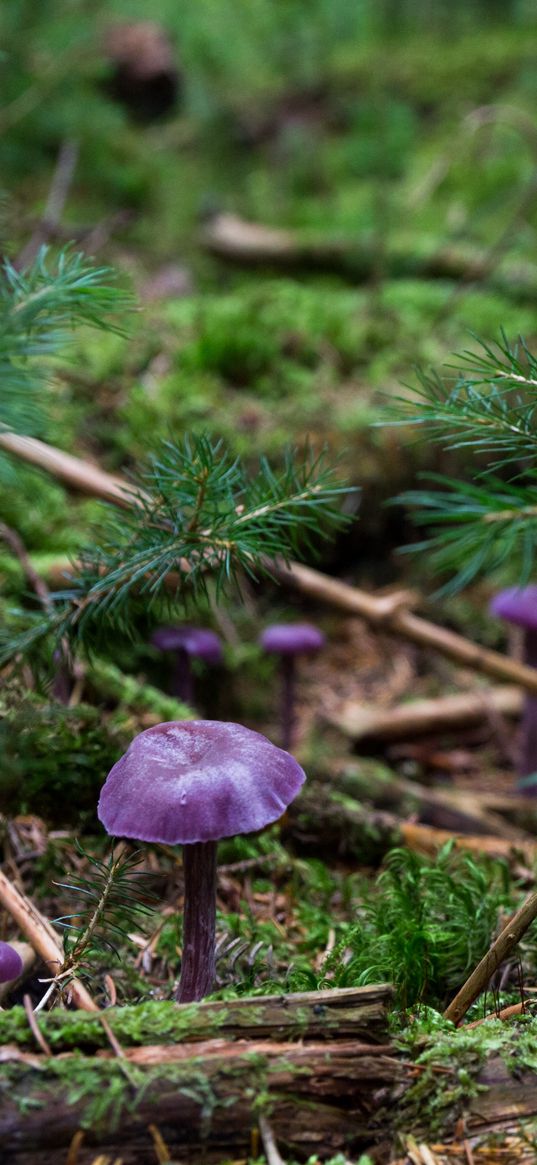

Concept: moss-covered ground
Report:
left=3, top=2, right=537, bottom=1161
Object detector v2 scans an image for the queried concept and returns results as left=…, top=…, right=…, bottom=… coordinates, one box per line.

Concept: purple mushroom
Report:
left=151, top=625, right=223, bottom=705
left=490, top=586, right=537, bottom=791
left=260, top=623, right=326, bottom=751
left=0, top=942, right=23, bottom=984
left=98, top=719, right=306, bottom=1002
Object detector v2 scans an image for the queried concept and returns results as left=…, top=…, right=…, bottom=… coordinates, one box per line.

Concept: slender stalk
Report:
left=171, top=647, right=193, bottom=704
left=519, top=628, right=537, bottom=785
left=280, top=655, right=296, bottom=752
left=176, top=841, right=218, bottom=1003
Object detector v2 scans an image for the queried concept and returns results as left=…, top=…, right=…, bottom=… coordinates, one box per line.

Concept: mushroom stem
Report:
left=520, top=629, right=537, bottom=785
left=280, top=655, right=297, bottom=752
left=176, top=840, right=218, bottom=1003
left=171, top=648, right=193, bottom=704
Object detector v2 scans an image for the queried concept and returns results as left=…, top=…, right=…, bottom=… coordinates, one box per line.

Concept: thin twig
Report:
left=0, top=522, right=53, bottom=613
left=16, top=140, right=79, bottom=270
left=65, top=1130, right=85, bottom=1165
left=444, top=890, right=537, bottom=1025
left=23, top=993, right=52, bottom=1055
left=258, top=1114, right=287, bottom=1165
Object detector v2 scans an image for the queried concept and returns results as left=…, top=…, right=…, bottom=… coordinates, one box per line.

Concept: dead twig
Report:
left=23, top=993, right=52, bottom=1056
left=444, top=890, right=537, bottom=1025
left=259, top=1114, right=287, bottom=1165
left=16, top=139, right=79, bottom=270
left=0, top=869, right=98, bottom=1012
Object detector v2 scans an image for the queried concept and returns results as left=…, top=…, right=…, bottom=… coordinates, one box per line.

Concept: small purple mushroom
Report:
left=0, top=942, right=23, bottom=984
left=490, top=586, right=537, bottom=791
left=260, top=622, right=325, bottom=751
left=98, top=720, right=305, bottom=1002
left=151, top=625, right=223, bottom=705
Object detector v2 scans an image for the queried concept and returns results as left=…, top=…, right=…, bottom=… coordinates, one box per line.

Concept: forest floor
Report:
left=3, top=5, right=537, bottom=1163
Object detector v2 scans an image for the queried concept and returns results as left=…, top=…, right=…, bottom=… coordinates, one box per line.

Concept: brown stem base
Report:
left=175, top=840, right=217, bottom=1003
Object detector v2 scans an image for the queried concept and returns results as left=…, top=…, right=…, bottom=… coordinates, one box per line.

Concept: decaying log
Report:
left=325, top=686, right=522, bottom=741
left=0, top=1038, right=404, bottom=1164
left=0, top=985, right=394, bottom=1052
left=2, top=988, right=537, bottom=1164
left=201, top=211, right=537, bottom=302
left=333, top=765, right=536, bottom=842
left=0, top=985, right=400, bottom=1164
left=285, top=782, right=537, bottom=864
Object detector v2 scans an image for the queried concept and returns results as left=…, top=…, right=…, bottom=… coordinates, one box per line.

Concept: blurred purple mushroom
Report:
left=490, top=586, right=537, bottom=792
left=260, top=622, right=325, bottom=751
left=98, top=719, right=305, bottom=1002
left=151, top=625, right=223, bottom=705
left=0, top=942, right=23, bottom=984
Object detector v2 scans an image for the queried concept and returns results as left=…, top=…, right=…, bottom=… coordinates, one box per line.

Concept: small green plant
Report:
left=51, top=845, right=155, bottom=993
left=395, top=335, right=537, bottom=593
left=320, top=845, right=512, bottom=1009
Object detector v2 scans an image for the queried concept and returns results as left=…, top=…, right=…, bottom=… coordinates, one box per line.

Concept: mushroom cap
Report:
left=260, top=622, right=325, bottom=656
left=490, top=587, right=537, bottom=631
left=98, top=720, right=306, bottom=845
left=151, top=626, right=223, bottom=663
left=0, top=942, right=23, bottom=984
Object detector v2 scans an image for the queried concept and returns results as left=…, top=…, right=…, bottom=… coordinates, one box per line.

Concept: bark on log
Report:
left=0, top=1038, right=404, bottom=1164
left=0, top=984, right=394, bottom=1052
left=0, top=985, right=399, bottom=1164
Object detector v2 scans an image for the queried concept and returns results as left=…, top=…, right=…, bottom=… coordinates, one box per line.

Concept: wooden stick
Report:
left=0, top=870, right=97, bottom=1012
left=444, top=890, right=537, bottom=1025
left=201, top=212, right=537, bottom=303
left=325, top=685, right=522, bottom=741
left=0, top=432, right=140, bottom=508
left=271, top=559, right=537, bottom=696
left=5, top=430, right=537, bottom=694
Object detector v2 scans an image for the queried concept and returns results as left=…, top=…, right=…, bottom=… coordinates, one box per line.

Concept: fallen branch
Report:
left=286, top=783, right=537, bottom=865
left=271, top=559, right=537, bottom=696
left=0, top=984, right=394, bottom=1051
left=444, top=890, right=537, bottom=1025
left=325, top=686, right=522, bottom=741
left=4, top=432, right=537, bottom=697
left=201, top=212, right=537, bottom=303
left=334, top=765, right=532, bottom=842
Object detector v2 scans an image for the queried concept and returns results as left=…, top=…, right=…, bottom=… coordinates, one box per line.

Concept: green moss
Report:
left=395, top=1012, right=537, bottom=1138
left=0, top=1000, right=233, bottom=1051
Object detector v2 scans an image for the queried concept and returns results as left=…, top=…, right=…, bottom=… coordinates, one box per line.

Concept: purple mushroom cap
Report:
left=151, top=626, right=223, bottom=664
left=0, top=942, right=23, bottom=984
left=490, top=587, right=537, bottom=631
left=98, top=720, right=306, bottom=845
left=260, top=623, right=325, bottom=656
